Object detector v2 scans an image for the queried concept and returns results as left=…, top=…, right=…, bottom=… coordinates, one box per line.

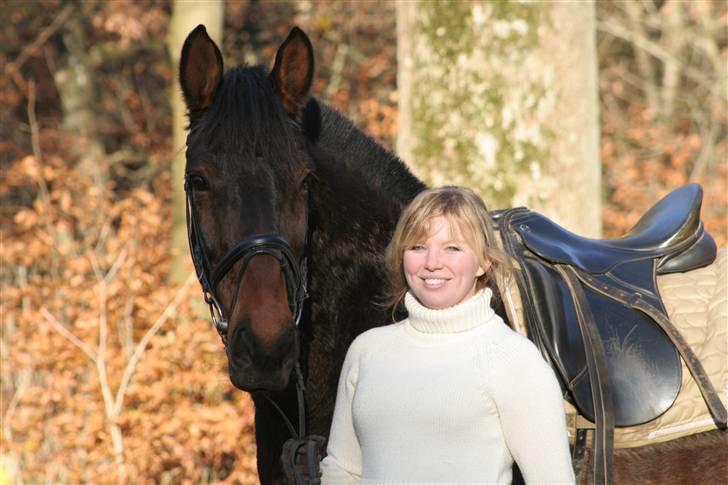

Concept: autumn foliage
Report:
left=1, top=1, right=725, bottom=483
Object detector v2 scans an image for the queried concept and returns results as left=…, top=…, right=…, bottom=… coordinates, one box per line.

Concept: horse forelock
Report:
left=188, top=66, right=308, bottom=180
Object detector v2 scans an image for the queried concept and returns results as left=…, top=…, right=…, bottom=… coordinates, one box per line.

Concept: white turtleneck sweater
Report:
left=320, top=288, right=574, bottom=485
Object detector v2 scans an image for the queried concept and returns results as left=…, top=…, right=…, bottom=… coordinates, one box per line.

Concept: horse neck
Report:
left=310, top=100, right=425, bottom=210
left=304, top=101, right=425, bottom=266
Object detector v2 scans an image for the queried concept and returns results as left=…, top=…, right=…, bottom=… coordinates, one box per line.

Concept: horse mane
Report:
left=303, top=99, right=425, bottom=207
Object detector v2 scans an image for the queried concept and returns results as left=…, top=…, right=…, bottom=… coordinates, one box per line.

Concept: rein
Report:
left=184, top=175, right=321, bottom=484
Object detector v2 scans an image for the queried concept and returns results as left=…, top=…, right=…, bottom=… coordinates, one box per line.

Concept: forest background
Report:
left=1, top=0, right=726, bottom=483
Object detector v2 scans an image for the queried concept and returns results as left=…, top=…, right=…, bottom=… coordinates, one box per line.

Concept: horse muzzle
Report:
left=226, top=321, right=299, bottom=392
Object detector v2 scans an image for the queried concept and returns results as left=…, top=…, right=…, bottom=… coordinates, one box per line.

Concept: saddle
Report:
left=496, top=183, right=726, bottom=484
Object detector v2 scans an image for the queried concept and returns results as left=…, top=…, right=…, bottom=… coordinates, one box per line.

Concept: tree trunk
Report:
left=397, top=0, right=601, bottom=236
left=53, top=13, right=106, bottom=190
left=167, top=0, right=224, bottom=283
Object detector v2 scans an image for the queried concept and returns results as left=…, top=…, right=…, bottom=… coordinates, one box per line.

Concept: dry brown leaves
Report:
left=2, top=152, right=257, bottom=483
left=601, top=104, right=727, bottom=246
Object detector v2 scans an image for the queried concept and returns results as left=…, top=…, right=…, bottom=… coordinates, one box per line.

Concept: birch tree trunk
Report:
left=397, top=0, right=601, bottom=236
left=168, top=1, right=224, bottom=282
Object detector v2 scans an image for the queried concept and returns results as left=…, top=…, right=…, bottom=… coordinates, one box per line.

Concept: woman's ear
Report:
left=477, top=259, right=491, bottom=277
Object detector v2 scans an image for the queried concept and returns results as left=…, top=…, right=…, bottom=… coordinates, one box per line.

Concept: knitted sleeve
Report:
left=320, top=337, right=364, bottom=485
left=488, top=332, right=575, bottom=484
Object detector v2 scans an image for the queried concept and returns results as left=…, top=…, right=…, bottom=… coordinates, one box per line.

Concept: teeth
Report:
left=425, top=279, right=445, bottom=285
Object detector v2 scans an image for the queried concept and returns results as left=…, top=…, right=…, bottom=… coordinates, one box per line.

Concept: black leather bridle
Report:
left=184, top=175, right=308, bottom=346
left=184, top=174, right=321, bottom=484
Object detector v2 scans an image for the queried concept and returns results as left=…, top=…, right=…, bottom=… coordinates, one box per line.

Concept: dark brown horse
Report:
left=178, top=25, right=726, bottom=484
left=179, top=25, right=423, bottom=483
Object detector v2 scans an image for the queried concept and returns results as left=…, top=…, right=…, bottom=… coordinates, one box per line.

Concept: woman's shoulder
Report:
left=478, top=324, right=561, bottom=394
left=481, top=321, right=546, bottom=364
left=347, top=321, right=404, bottom=353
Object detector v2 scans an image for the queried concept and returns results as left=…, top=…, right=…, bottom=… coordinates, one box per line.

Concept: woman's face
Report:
left=403, top=215, right=486, bottom=310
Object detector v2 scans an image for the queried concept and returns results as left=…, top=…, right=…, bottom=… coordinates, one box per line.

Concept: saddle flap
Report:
left=520, top=255, right=683, bottom=426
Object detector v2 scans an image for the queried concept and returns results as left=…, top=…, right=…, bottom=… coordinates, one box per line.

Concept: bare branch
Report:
left=27, top=80, right=59, bottom=281
left=92, top=252, right=128, bottom=483
left=622, top=1, right=660, bottom=115
left=113, top=272, right=197, bottom=416
left=103, top=247, right=129, bottom=285
left=4, top=4, right=74, bottom=77
left=89, top=249, right=103, bottom=281
left=659, top=2, right=687, bottom=120
left=325, top=43, right=350, bottom=99
left=96, top=274, right=115, bottom=419
left=40, top=308, right=98, bottom=362
left=597, top=18, right=726, bottom=104
left=3, top=367, right=32, bottom=443
left=93, top=222, right=113, bottom=262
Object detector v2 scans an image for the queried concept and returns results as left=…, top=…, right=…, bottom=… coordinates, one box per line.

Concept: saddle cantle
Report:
left=496, top=183, right=726, bottom=484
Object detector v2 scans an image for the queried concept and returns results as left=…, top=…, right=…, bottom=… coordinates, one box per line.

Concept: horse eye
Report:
left=186, top=174, right=209, bottom=191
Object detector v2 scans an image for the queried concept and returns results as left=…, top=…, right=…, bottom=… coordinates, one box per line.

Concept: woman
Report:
left=320, top=186, right=575, bottom=484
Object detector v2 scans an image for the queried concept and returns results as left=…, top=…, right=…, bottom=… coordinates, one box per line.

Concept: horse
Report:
left=178, top=25, right=726, bottom=484
left=179, top=24, right=423, bottom=483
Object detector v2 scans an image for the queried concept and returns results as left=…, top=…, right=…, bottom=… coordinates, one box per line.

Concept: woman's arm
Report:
left=320, top=339, right=364, bottom=484
left=493, top=336, right=575, bottom=484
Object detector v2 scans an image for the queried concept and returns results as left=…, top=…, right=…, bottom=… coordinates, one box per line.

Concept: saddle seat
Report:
left=517, top=184, right=716, bottom=275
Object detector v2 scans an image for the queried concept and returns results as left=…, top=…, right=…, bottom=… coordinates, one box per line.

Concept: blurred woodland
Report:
left=1, top=0, right=726, bottom=483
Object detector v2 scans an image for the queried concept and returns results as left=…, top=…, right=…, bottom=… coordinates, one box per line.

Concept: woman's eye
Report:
left=446, top=245, right=461, bottom=252
left=409, top=244, right=425, bottom=251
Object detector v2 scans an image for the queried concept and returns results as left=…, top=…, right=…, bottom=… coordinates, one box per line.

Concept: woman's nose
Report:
left=424, top=249, right=441, bottom=270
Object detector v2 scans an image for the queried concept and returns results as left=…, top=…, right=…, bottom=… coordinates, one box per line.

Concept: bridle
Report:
left=184, top=175, right=308, bottom=346
left=184, top=174, right=321, bottom=484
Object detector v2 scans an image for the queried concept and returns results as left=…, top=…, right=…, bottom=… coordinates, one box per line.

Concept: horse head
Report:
left=179, top=25, right=314, bottom=393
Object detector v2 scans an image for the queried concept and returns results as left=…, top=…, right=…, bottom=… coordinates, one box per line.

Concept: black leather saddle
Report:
left=496, top=183, right=726, bottom=484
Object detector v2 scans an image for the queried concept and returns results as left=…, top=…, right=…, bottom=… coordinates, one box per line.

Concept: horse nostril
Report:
left=227, top=323, right=254, bottom=367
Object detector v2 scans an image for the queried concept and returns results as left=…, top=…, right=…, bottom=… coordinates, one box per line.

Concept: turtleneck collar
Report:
left=405, top=288, right=497, bottom=334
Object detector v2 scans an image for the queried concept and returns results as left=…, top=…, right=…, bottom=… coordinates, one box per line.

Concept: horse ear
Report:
left=179, top=24, right=224, bottom=112
left=270, top=27, right=314, bottom=116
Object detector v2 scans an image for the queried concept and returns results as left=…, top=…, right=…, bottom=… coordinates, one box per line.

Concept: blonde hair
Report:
left=385, top=186, right=516, bottom=315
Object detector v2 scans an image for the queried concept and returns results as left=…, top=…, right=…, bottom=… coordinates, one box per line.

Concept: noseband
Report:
left=184, top=176, right=308, bottom=346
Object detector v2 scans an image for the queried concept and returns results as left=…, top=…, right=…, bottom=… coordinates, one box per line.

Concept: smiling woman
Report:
left=402, top=215, right=486, bottom=310
left=386, top=186, right=515, bottom=312
left=320, top=186, right=575, bottom=484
